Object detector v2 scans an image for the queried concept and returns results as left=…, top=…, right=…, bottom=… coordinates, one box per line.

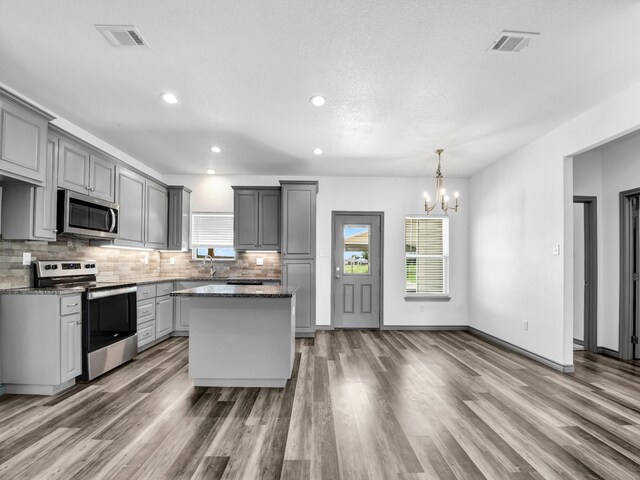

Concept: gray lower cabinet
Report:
left=145, top=180, right=168, bottom=249
left=57, top=138, right=116, bottom=202
left=0, top=90, right=52, bottom=185
left=156, top=295, right=173, bottom=337
left=0, top=293, right=82, bottom=395
left=167, top=186, right=191, bottom=251
left=137, top=282, right=174, bottom=351
left=1, top=133, right=59, bottom=240
left=233, top=187, right=281, bottom=251
left=282, top=260, right=315, bottom=334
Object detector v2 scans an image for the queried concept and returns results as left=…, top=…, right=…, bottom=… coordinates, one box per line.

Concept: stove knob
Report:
left=51, top=265, right=58, bottom=270
left=85, top=264, right=92, bottom=268
left=44, top=265, right=51, bottom=270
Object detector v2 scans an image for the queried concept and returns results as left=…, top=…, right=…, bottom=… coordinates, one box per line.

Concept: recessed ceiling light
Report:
left=206, top=168, right=216, bottom=175
left=210, top=146, right=222, bottom=153
left=160, top=92, right=178, bottom=104
left=313, top=148, right=323, bottom=155
left=309, top=95, right=326, bottom=107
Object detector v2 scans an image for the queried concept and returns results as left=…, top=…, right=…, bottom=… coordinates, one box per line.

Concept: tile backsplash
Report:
left=0, top=238, right=281, bottom=289
left=159, top=251, right=281, bottom=280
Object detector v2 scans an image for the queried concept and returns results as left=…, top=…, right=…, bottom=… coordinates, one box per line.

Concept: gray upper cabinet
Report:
left=89, top=153, right=116, bottom=202
left=0, top=92, right=51, bottom=185
left=110, top=167, right=169, bottom=249
left=114, top=167, right=146, bottom=246
left=167, top=186, right=191, bottom=251
left=58, top=138, right=116, bottom=202
left=232, top=186, right=280, bottom=251
left=1, top=133, right=59, bottom=240
left=145, top=180, right=168, bottom=249
left=58, top=139, right=90, bottom=193
left=280, top=181, right=318, bottom=259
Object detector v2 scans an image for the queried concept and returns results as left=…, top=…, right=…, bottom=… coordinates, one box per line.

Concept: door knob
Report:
left=335, top=274, right=341, bottom=279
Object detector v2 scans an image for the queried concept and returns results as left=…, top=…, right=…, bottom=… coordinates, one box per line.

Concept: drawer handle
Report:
left=66, top=303, right=78, bottom=307
left=76, top=320, right=81, bottom=325
left=142, top=309, right=151, bottom=314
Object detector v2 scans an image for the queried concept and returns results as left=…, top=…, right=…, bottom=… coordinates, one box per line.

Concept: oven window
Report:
left=87, top=293, right=136, bottom=352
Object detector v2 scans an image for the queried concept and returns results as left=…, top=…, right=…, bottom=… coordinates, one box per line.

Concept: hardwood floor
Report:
left=1, top=330, right=639, bottom=479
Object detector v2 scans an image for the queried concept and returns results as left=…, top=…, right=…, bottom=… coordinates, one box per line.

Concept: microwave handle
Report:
left=108, top=209, right=117, bottom=233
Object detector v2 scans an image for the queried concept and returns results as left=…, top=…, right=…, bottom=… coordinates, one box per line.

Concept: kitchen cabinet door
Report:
left=1, top=133, right=58, bottom=240
left=58, top=138, right=90, bottom=194
left=60, top=313, right=82, bottom=382
left=156, top=295, right=173, bottom=338
left=33, top=134, right=59, bottom=239
left=145, top=180, right=168, bottom=249
left=280, top=182, right=317, bottom=258
left=167, top=186, right=191, bottom=251
left=258, top=189, right=280, bottom=250
left=234, top=189, right=259, bottom=250
left=0, top=97, right=48, bottom=185
left=114, top=167, right=145, bottom=246
left=282, top=259, right=315, bottom=335
left=89, top=152, right=116, bottom=202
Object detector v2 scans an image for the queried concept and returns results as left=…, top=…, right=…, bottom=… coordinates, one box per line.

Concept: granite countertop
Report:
left=171, top=284, right=297, bottom=298
left=0, top=276, right=282, bottom=295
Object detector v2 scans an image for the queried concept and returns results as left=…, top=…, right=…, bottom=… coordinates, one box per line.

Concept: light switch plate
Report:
left=256, top=257, right=264, bottom=265
left=22, top=252, right=31, bottom=265
left=553, top=244, right=560, bottom=256
left=169, top=257, right=175, bottom=265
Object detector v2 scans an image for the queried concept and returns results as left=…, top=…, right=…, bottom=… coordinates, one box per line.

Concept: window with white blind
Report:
left=191, top=212, right=236, bottom=260
left=405, top=216, right=449, bottom=296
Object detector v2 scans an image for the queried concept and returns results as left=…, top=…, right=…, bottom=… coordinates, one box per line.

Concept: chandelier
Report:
left=423, top=148, right=459, bottom=215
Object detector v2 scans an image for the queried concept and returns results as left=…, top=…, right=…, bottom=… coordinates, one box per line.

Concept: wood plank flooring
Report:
left=0, top=330, right=639, bottom=479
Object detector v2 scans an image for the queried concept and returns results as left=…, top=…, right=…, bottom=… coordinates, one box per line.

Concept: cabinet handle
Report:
left=142, top=309, right=151, bottom=314
left=67, top=303, right=78, bottom=307
left=53, top=229, right=58, bottom=233
left=76, top=320, right=81, bottom=325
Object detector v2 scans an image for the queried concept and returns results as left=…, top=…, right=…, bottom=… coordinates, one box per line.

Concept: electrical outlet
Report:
left=256, top=257, right=264, bottom=265
left=169, top=257, right=175, bottom=265
left=22, top=252, right=31, bottom=265
left=143, top=255, right=149, bottom=265
left=523, top=320, right=529, bottom=331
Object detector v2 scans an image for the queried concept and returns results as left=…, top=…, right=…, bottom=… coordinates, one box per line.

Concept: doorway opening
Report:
left=619, top=190, right=640, bottom=360
left=331, top=212, right=384, bottom=329
left=573, top=196, right=598, bottom=352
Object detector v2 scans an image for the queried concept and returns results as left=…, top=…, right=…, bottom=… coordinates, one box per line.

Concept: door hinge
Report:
left=633, top=273, right=639, bottom=282
left=632, top=335, right=639, bottom=345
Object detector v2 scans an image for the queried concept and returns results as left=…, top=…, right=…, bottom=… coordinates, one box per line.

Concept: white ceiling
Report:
left=1, top=0, right=640, bottom=178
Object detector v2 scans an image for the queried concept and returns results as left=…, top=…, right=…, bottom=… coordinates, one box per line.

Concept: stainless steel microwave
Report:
left=57, top=190, right=119, bottom=239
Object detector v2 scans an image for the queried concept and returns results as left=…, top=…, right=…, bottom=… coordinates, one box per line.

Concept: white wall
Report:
left=469, top=80, right=640, bottom=368
left=164, top=174, right=470, bottom=327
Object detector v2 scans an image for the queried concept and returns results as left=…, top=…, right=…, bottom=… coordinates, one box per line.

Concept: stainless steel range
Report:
left=35, top=260, right=138, bottom=380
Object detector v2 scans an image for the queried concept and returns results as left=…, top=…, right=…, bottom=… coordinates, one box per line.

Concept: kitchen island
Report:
left=171, top=284, right=297, bottom=387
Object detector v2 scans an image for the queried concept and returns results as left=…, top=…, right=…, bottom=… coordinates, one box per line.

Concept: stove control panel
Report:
left=36, top=260, right=98, bottom=278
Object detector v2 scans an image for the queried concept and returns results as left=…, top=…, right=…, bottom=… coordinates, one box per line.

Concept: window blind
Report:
left=405, top=216, right=449, bottom=295
left=191, top=213, right=234, bottom=247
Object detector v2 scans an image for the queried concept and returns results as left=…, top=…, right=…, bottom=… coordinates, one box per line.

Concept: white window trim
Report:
left=404, top=214, right=451, bottom=299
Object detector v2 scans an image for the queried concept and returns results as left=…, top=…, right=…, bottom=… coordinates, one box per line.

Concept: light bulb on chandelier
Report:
left=423, top=149, right=460, bottom=215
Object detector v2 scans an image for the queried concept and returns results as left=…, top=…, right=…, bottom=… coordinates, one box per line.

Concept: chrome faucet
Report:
left=201, top=255, right=216, bottom=277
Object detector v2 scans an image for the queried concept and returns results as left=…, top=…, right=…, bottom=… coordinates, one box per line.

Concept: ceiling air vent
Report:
left=489, top=30, right=539, bottom=53
left=95, top=25, right=149, bottom=48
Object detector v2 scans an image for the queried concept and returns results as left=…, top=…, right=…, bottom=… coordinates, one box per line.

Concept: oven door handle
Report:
left=87, top=286, right=137, bottom=300
left=108, top=209, right=117, bottom=233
